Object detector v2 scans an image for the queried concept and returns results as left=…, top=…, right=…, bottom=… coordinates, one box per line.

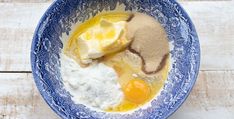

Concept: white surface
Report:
left=0, top=0, right=233, bottom=119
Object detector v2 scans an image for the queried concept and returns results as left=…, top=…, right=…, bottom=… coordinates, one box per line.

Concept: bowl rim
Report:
left=31, top=0, right=200, bottom=119
left=161, top=1, right=200, bottom=118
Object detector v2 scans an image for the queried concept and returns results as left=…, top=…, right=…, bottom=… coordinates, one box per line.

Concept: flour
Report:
left=60, top=54, right=124, bottom=110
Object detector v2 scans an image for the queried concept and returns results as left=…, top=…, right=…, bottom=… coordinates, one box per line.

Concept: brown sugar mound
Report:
left=127, top=13, right=169, bottom=74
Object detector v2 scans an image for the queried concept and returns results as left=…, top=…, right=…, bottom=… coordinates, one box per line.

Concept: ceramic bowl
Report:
left=31, top=0, right=200, bottom=118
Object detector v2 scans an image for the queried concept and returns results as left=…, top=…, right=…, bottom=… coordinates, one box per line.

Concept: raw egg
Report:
left=124, top=79, right=150, bottom=104
left=103, top=51, right=170, bottom=112
left=64, top=12, right=170, bottom=112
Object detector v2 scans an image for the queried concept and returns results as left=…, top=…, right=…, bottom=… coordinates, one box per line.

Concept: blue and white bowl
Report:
left=31, top=0, right=200, bottom=119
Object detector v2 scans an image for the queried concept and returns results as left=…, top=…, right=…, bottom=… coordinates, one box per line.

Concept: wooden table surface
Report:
left=0, top=0, right=234, bottom=119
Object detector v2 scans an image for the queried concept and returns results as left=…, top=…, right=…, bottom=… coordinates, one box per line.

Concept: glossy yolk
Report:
left=65, top=12, right=170, bottom=112
left=104, top=52, right=169, bottom=112
left=124, top=79, right=151, bottom=104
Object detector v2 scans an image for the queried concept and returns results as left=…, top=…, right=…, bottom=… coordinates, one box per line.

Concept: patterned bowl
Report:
left=31, top=0, right=200, bottom=119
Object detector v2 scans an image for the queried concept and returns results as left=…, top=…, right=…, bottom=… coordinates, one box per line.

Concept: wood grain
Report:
left=0, top=2, right=234, bottom=71
left=0, top=3, right=51, bottom=71
left=0, top=1, right=234, bottom=119
left=170, top=71, right=234, bottom=119
left=0, top=71, right=233, bottom=119
left=180, top=1, right=234, bottom=71
left=0, top=0, right=51, bottom=3
left=0, top=73, right=59, bottom=119
left=0, top=0, right=229, bottom=3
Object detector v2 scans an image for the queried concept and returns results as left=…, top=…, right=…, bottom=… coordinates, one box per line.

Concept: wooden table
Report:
left=0, top=0, right=234, bottom=119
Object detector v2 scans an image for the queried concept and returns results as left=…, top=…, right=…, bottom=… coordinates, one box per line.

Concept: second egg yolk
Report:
left=123, top=79, right=151, bottom=104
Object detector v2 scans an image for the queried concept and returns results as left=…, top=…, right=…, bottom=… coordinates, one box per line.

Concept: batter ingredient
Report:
left=127, top=13, right=169, bottom=74
left=77, top=19, right=130, bottom=64
left=62, top=12, right=170, bottom=112
left=61, top=54, right=124, bottom=110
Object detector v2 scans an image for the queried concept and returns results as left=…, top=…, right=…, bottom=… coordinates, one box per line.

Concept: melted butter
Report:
left=64, top=12, right=132, bottom=62
left=64, top=11, right=170, bottom=112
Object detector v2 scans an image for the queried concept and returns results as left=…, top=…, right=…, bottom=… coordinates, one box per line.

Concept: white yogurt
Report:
left=60, top=54, right=124, bottom=110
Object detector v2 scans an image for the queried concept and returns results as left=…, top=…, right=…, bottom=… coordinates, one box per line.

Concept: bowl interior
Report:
left=31, top=0, right=200, bottom=119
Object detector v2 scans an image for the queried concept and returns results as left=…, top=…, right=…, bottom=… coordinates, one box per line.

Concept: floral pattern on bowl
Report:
left=31, top=0, right=200, bottom=119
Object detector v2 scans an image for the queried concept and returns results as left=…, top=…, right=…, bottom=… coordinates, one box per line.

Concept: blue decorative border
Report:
left=31, top=0, right=200, bottom=119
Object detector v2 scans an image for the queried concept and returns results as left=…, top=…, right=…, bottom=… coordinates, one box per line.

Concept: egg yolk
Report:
left=123, top=79, right=151, bottom=104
